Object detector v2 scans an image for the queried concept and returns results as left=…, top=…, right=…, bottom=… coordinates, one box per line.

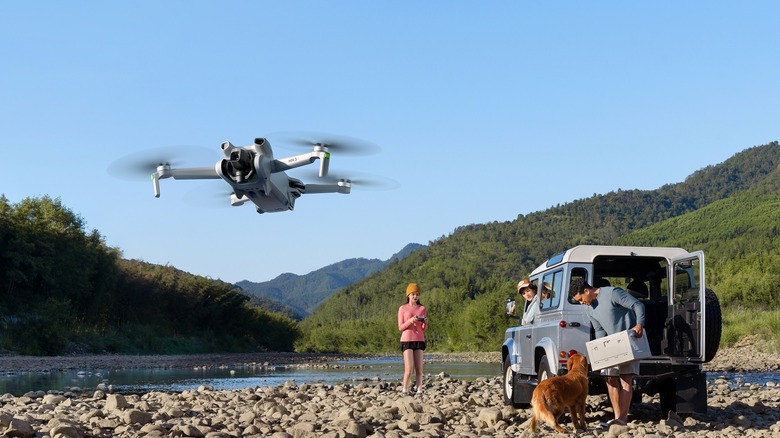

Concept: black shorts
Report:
left=401, top=341, right=426, bottom=352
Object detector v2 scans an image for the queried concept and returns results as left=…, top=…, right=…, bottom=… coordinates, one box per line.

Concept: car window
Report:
left=568, top=267, right=589, bottom=305
left=541, top=269, right=563, bottom=309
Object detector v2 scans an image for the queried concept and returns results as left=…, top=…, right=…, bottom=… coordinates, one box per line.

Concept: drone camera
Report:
left=229, top=150, right=243, bottom=164
left=228, top=149, right=252, bottom=172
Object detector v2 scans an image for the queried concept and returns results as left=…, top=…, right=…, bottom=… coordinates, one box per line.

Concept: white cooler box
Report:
left=586, top=330, right=652, bottom=371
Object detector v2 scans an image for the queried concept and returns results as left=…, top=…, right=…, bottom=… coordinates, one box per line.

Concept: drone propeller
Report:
left=107, top=146, right=217, bottom=181
left=181, top=184, right=244, bottom=208
left=302, top=169, right=400, bottom=191
left=269, top=131, right=381, bottom=156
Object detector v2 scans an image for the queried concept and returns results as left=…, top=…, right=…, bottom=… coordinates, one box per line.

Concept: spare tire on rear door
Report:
left=704, top=288, right=722, bottom=363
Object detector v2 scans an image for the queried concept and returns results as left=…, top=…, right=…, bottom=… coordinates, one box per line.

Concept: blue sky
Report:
left=2, top=2, right=778, bottom=283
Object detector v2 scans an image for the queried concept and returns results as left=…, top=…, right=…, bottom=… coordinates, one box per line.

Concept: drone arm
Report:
left=273, top=150, right=331, bottom=177
left=152, top=165, right=220, bottom=197
left=303, top=180, right=351, bottom=195
left=168, top=167, right=221, bottom=180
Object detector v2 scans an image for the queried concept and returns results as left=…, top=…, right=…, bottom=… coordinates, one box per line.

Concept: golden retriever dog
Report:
left=529, top=353, right=589, bottom=433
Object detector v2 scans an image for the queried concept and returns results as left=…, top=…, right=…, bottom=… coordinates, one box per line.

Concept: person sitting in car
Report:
left=517, top=278, right=540, bottom=325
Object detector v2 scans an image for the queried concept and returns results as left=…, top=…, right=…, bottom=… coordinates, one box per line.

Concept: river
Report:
left=0, top=356, right=499, bottom=396
left=0, top=357, right=774, bottom=396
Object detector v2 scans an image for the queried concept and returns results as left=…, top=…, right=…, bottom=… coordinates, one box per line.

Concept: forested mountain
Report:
left=296, top=142, right=780, bottom=353
left=390, top=243, right=427, bottom=261
left=245, top=294, right=304, bottom=321
left=236, top=243, right=426, bottom=318
left=614, top=162, right=780, bottom=307
left=0, top=196, right=298, bottom=355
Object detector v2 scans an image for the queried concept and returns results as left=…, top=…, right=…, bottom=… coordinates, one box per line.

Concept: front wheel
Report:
left=503, top=356, right=515, bottom=406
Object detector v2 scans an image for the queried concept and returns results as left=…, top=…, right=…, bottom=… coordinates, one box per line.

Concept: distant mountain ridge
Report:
left=236, top=243, right=426, bottom=318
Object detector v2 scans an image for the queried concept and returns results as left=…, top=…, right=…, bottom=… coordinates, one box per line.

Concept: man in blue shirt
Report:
left=569, top=278, right=645, bottom=429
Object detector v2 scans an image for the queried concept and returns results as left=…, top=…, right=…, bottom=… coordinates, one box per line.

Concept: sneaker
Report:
left=415, top=386, right=424, bottom=395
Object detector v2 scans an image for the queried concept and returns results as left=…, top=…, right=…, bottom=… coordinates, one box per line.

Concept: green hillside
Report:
left=616, top=168, right=780, bottom=308
left=614, top=166, right=780, bottom=349
left=245, top=293, right=304, bottom=321
left=296, top=142, right=780, bottom=353
left=0, top=195, right=299, bottom=355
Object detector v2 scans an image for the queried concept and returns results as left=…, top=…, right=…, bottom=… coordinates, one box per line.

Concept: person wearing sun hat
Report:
left=542, top=282, right=553, bottom=299
left=397, top=282, right=428, bottom=395
left=517, top=278, right=541, bottom=325
left=540, top=281, right=554, bottom=307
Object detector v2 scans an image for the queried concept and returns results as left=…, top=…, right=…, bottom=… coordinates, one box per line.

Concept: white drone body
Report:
left=151, top=138, right=351, bottom=213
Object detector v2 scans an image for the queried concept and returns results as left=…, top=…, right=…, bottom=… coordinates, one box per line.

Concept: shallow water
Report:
left=0, top=357, right=775, bottom=396
left=0, top=357, right=499, bottom=396
left=709, top=371, right=780, bottom=389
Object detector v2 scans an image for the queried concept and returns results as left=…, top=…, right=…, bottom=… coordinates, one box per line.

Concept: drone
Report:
left=116, top=135, right=382, bottom=214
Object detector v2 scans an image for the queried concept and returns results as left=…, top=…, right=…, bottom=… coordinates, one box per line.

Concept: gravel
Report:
left=0, top=342, right=777, bottom=437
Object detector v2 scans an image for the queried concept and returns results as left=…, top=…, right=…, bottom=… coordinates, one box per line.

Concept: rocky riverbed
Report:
left=0, top=340, right=778, bottom=438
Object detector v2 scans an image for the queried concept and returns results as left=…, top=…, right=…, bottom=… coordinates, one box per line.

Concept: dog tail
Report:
left=531, top=390, right=558, bottom=431
left=530, top=393, right=539, bottom=432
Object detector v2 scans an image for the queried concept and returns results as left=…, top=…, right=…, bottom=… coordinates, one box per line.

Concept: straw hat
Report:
left=517, top=278, right=531, bottom=292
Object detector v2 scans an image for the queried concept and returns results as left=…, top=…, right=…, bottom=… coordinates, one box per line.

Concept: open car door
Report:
left=669, top=251, right=706, bottom=363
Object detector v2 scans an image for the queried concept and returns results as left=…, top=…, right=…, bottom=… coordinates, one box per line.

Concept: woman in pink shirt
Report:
left=398, top=282, right=428, bottom=395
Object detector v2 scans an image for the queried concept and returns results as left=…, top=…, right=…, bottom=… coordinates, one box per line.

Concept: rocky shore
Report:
left=0, top=342, right=778, bottom=437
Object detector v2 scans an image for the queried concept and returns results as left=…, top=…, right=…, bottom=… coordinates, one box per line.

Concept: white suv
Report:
left=502, top=245, right=722, bottom=414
